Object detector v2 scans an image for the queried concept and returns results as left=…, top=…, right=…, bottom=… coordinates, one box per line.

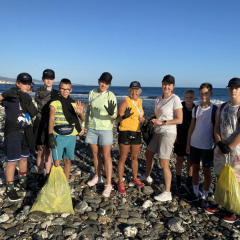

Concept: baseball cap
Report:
left=99, top=72, right=112, bottom=84
left=162, top=75, right=175, bottom=84
left=227, top=78, right=240, bottom=88
left=129, top=81, right=141, bottom=89
left=17, top=73, right=34, bottom=85
left=42, top=69, right=55, bottom=79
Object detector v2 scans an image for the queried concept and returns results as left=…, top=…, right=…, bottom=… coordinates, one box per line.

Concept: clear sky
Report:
left=0, top=0, right=239, bottom=87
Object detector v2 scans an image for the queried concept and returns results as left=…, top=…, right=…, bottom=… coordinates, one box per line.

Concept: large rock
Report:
left=74, top=201, right=88, bottom=214
left=142, top=186, right=154, bottom=195
left=0, top=213, right=9, bottom=223
left=142, top=200, right=153, bottom=209
left=167, top=217, right=185, bottom=233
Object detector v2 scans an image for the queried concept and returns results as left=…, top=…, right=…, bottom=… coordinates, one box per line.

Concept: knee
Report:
left=131, top=155, right=138, bottom=162
left=64, top=159, right=71, bottom=165
left=104, top=157, right=112, bottom=164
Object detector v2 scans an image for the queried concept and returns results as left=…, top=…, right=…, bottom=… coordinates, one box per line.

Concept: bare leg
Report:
left=130, top=145, right=141, bottom=179
left=187, top=158, right=193, bottom=177
left=145, top=150, right=155, bottom=177
left=90, top=144, right=102, bottom=177
left=101, top=145, right=112, bottom=185
left=44, top=147, right=52, bottom=174
left=37, top=145, right=45, bottom=174
left=63, top=158, right=71, bottom=182
left=117, top=144, right=131, bottom=182
left=6, top=162, right=17, bottom=182
left=202, top=167, right=211, bottom=191
left=19, top=157, right=28, bottom=173
left=192, top=163, right=200, bottom=186
left=159, top=158, right=171, bottom=192
left=176, top=156, right=184, bottom=176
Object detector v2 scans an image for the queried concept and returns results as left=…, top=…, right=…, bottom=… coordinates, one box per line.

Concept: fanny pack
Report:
left=54, top=125, right=74, bottom=135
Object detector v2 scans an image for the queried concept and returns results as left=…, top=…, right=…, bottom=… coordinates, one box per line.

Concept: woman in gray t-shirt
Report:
left=140, top=75, right=183, bottom=202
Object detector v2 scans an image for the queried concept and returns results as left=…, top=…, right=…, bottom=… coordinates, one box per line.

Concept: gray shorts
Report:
left=147, top=132, right=176, bottom=159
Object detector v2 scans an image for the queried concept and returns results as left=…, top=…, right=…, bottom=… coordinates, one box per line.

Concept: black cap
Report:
left=129, top=81, right=141, bottom=89
left=227, top=78, right=240, bottom=88
left=42, top=69, right=55, bottom=79
left=162, top=74, right=175, bottom=84
left=99, top=72, right=112, bottom=84
left=17, top=73, right=34, bottom=85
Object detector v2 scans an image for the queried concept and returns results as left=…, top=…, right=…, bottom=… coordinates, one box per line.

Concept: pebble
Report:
left=0, top=213, right=9, bottom=223
left=167, top=217, right=186, bottom=233
left=124, top=226, right=138, bottom=238
left=142, top=200, right=153, bottom=209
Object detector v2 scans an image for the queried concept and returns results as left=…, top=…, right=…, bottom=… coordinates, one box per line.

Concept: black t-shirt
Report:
left=2, top=95, right=33, bottom=140
left=177, top=101, right=195, bottom=142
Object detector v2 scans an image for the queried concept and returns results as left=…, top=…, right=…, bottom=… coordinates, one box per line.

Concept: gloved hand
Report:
left=48, top=133, right=57, bottom=149
left=37, top=86, right=50, bottom=99
left=122, top=107, right=134, bottom=119
left=2, top=87, right=20, bottom=98
left=217, top=141, right=231, bottom=154
left=104, top=100, right=116, bottom=116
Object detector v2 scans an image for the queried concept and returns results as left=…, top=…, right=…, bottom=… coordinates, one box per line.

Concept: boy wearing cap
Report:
left=186, top=83, right=217, bottom=207
left=48, top=78, right=85, bottom=182
left=33, top=69, right=59, bottom=189
left=205, top=78, right=240, bottom=223
left=0, top=73, right=37, bottom=201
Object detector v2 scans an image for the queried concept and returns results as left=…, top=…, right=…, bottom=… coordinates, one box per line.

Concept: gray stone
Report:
left=142, top=186, right=154, bottom=195
left=5, top=227, right=17, bottom=237
left=0, top=229, right=5, bottom=238
left=0, top=213, right=9, bottom=223
left=63, top=228, right=76, bottom=236
left=117, top=218, right=128, bottom=223
left=74, top=201, right=88, bottom=214
left=127, top=217, right=144, bottom=224
left=29, top=211, right=48, bottom=222
left=84, top=219, right=99, bottom=225
left=153, top=223, right=164, bottom=230
left=167, top=217, right=185, bottom=233
left=124, top=226, right=138, bottom=238
left=52, top=217, right=65, bottom=226
left=162, top=210, right=172, bottom=218
left=52, top=225, right=63, bottom=235
left=88, top=212, right=98, bottom=220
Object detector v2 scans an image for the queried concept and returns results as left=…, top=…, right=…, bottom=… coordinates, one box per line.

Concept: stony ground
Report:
left=0, top=105, right=240, bottom=240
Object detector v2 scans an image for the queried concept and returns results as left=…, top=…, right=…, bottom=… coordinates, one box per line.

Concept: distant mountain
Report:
left=0, top=76, right=87, bottom=85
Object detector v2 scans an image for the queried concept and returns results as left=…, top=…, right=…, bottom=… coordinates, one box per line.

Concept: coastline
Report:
left=0, top=103, right=237, bottom=240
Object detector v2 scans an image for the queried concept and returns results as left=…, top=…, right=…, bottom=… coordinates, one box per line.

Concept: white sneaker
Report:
left=139, top=174, right=153, bottom=183
left=87, top=175, right=103, bottom=187
left=154, top=191, right=172, bottom=202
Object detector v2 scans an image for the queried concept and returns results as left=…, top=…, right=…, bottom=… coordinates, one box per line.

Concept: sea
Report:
left=0, top=84, right=229, bottom=116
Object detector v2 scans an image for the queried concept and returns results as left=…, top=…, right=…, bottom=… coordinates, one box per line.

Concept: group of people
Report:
left=0, top=70, right=240, bottom=224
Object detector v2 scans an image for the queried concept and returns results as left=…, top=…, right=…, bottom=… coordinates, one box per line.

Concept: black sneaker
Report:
left=17, top=181, right=27, bottom=190
left=205, top=203, right=226, bottom=215
left=36, top=175, right=45, bottom=190
left=5, top=189, right=21, bottom=202
left=199, top=198, right=206, bottom=208
left=223, top=211, right=239, bottom=223
left=184, top=193, right=199, bottom=203
left=177, top=185, right=188, bottom=196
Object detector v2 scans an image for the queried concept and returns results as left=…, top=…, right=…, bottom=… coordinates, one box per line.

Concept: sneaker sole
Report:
left=87, top=181, right=103, bottom=187
left=223, top=218, right=239, bottom=223
left=154, top=197, right=172, bottom=202
left=8, top=197, right=21, bottom=202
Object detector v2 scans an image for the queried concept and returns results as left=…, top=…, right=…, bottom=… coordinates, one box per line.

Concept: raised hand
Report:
left=2, top=87, right=20, bottom=98
left=104, top=100, right=116, bottom=116
left=37, top=86, right=50, bottom=99
left=122, top=107, right=134, bottom=119
left=48, top=133, right=57, bottom=149
left=74, top=100, right=84, bottom=115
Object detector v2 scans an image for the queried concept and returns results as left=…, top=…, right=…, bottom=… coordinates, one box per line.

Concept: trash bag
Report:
left=214, top=164, right=240, bottom=215
left=29, top=165, right=74, bottom=214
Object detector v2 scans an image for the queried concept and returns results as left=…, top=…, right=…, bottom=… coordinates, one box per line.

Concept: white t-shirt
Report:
left=217, top=102, right=240, bottom=156
left=190, top=103, right=215, bottom=149
left=154, top=94, right=182, bottom=134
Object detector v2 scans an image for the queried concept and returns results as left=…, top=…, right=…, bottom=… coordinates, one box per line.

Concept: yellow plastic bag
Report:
left=214, top=163, right=240, bottom=215
left=29, top=166, right=74, bottom=214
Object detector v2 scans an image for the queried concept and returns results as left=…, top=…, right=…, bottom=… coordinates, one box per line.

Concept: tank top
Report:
left=119, top=97, right=144, bottom=132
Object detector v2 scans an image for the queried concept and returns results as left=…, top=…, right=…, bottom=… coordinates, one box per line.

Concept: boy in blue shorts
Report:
left=185, top=83, right=217, bottom=207
left=0, top=73, right=38, bottom=201
left=174, top=89, right=195, bottom=195
left=48, top=78, right=85, bottom=181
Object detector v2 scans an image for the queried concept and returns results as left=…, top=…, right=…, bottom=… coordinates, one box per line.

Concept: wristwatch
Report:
left=162, top=120, right=167, bottom=125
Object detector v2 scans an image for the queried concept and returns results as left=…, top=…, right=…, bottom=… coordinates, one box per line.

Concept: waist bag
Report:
left=127, top=131, right=139, bottom=140
left=54, top=125, right=74, bottom=135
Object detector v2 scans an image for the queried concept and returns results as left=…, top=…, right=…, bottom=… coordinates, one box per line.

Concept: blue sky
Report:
left=0, top=0, right=239, bottom=87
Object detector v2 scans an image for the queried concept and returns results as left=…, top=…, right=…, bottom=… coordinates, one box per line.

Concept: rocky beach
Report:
left=0, top=103, right=240, bottom=240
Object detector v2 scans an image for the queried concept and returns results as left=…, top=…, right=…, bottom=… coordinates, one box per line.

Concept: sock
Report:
left=176, top=175, right=181, bottom=188
left=193, top=185, right=199, bottom=197
left=201, top=190, right=209, bottom=200
left=19, top=171, right=27, bottom=184
left=187, top=176, right=193, bottom=188
left=6, top=181, right=14, bottom=192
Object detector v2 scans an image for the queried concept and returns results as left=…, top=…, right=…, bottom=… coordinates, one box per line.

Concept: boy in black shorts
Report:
left=0, top=73, right=37, bottom=201
left=174, top=89, right=195, bottom=195
left=33, top=69, right=59, bottom=189
left=185, top=83, right=217, bottom=207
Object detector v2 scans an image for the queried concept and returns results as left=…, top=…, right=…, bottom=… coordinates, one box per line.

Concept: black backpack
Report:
left=141, top=116, right=155, bottom=145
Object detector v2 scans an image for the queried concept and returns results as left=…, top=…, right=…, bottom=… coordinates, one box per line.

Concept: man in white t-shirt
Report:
left=186, top=83, right=217, bottom=207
